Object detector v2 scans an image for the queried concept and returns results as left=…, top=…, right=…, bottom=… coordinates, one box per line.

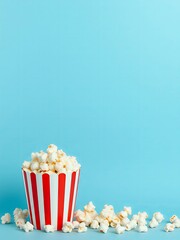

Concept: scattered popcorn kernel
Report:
left=90, top=220, right=99, bottom=229
left=44, top=225, right=55, bottom=233
left=137, top=217, right=147, bottom=226
left=124, top=206, right=132, bottom=215
left=115, top=224, right=126, bottom=234
left=173, top=219, right=180, bottom=228
left=84, top=202, right=96, bottom=212
left=15, top=218, right=25, bottom=229
left=74, top=210, right=86, bottom=222
left=170, top=215, right=178, bottom=223
left=62, top=222, right=74, bottom=233
left=138, top=212, right=148, bottom=219
left=22, top=221, right=34, bottom=232
left=110, top=216, right=120, bottom=227
left=1, top=213, right=11, bottom=224
left=153, top=212, right=164, bottom=223
left=84, top=212, right=93, bottom=226
left=120, top=217, right=130, bottom=226
left=149, top=217, right=159, bottom=228
left=72, top=221, right=79, bottom=229
left=137, top=225, right=148, bottom=232
left=22, top=210, right=29, bottom=219
left=164, top=223, right=175, bottom=232
left=126, top=220, right=137, bottom=231
left=118, top=211, right=128, bottom=219
left=99, top=222, right=109, bottom=233
left=78, top=222, right=87, bottom=232
left=131, top=214, right=139, bottom=222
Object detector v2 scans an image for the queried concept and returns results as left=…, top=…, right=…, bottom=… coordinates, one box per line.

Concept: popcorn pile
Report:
left=1, top=203, right=180, bottom=235
left=22, top=144, right=81, bottom=174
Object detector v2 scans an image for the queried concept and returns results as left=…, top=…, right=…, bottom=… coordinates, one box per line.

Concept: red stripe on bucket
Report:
left=30, top=172, right=41, bottom=230
left=23, top=171, right=33, bottom=224
left=57, top=173, right=66, bottom=230
left=42, top=174, right=51, bottom=225
left=67, top=171, right=76, bottom=221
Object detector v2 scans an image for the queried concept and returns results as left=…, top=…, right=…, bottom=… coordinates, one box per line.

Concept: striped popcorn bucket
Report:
left=22, top=169, right=80, bottom=230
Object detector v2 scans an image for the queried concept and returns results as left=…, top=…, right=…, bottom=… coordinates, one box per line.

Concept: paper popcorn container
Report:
left=22, top=169, right=80, bottom=230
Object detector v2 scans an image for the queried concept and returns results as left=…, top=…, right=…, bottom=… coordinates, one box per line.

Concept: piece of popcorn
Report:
left=40, top=163, right=49, bottom=171
left=84, top=212, right=93, bottom=226
left=48, top=152, right=58, bottom=163
left=22, top=209, right=29, bottom=219
left=173, top=219, right=180, bottom=228
left=62, top=222, right=74, bottom=233
left=120, top=217, right=130, bottom=226
left=55, top=162, right=64, bottom=172
left=14, top=208, right=28, bottom=221
left=100, top=205, right=115, bottom=220
left=99, top=222, right=109, bottom=233
left=48, top=163, right=55, bottom=171
left=47, top=144, right=58, bottom=154
left=164, top=223, right=175, bottom=232
left=131, top=214, right=139, bottom=222
left=74, top=210, right=86, bottom=222
left=110, top=216, right=120, bottom=227
left=84, top=201, right=95, bottom=213
left=153, top=212, right=164, bottom=223
left=1, top=213, right=11, bottom=224
left=137, top=225, right=148, bottom=232
left=72, top=221, right=79, bottom=229
left=31, top=152, right=41, bottom=162
left=170, top=215, right=178, bottom=223
left=30, top=161, right=39, bottom=171
left=138, top=211, right=148, bottom=219
left=124, top=206, right=132, bottom=215
left=13, top=208, right=22, bottom=216
left=149, top=217, right=159, bottom=228
left=15, top=218, right=25, bottom=229
left=115, top=224, right=126, bottom=234
left=95, top=215, right=109, bottom=225
left=22, top=221, right=34, bottom=232
left=117, top=211, right=128, bottom=219
left=90, top=220, right=99, bottom=229
left=126, top=220, right=137, bottom=231
left=57, top=149, right=66, bottom=158
left=39, top=152, right=48, bottom=163
left=78, top=222, right=87, bottom=233
left=44, top=225, right=55, bottom=233
left=22, top=161, right=31, bottom=169
left=137, top=217, right=147, bottom=226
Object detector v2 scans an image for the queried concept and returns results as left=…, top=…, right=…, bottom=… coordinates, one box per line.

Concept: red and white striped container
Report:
left=22, top=169, right=80, bottom=230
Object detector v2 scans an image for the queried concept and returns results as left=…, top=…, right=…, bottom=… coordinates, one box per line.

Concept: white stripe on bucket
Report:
left=26, top=172, right=36, bottom=228
left=50, top=173, right=58, bottom=230
left=36, top=173, right=44, bottom=230
left=63, top=172, right=72, bottom=223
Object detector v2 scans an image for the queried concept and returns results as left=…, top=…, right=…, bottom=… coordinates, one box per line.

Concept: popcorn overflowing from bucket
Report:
left=22, top=144, right=81, bottom=174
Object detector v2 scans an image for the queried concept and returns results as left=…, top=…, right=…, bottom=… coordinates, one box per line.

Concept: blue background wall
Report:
left=0, top=0, right=180, bottom=222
